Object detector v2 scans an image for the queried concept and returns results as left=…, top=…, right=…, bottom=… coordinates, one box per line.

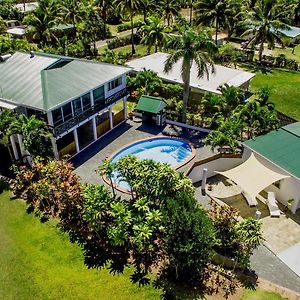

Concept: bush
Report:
left=107, top=34, right=141, bottom=50
left=117, top=20, right=143, bottom=32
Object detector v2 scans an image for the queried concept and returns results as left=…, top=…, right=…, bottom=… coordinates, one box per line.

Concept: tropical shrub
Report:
left=107, top=34, right=141, bottom=50
left=117, top=20, right=143, bottom=32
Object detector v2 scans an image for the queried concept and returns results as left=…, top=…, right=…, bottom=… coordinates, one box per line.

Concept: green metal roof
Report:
left=243, top=122, right=300, bottom=179
left=136, top=95, right=166, bottom=114
left=0, top=52, right=131, bottom=111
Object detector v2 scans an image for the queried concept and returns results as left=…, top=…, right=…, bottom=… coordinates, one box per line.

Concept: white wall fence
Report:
left=165, top=119, right=211, bottom=133
left=187, top=153, right=243, bottom=183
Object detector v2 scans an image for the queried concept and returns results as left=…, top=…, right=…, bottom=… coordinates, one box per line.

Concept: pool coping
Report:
left=102, top=135, right=196, bottom=194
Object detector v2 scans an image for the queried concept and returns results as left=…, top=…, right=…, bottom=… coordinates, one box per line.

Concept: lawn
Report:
left=0, top=191, right=289, bottom=300
left=0, top=191, right=161, bottom=300
left=270, top=45, right=300, bottom=63
left=248, top=68, right=300, bottom=120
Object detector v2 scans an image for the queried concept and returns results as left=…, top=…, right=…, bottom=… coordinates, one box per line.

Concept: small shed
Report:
left=135, top=95, right=167, bottom=126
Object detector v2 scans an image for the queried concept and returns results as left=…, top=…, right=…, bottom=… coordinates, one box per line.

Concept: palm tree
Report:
left=164, top=28, right=217, bottom=123
left=129, top=68, right=163, bottom=95
left=60, top=0, right=85, bottom=29
left=141, top=15, right=170, bottom=53
left=242, top=0, right=293, bottom=61
left=162, top=0, right=181, bottom=26
left=114, top=0, right=143, bottom=55
left=195, top=0, right=228, bottom=43
left=24, top=0, right=58, bottom=45
left=95, top=0, right=115, bottom=33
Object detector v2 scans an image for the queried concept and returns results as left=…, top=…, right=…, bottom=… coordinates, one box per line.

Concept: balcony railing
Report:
left=54, top=88, right=128, bottom=137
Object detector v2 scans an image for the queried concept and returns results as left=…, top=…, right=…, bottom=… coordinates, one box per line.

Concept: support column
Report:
left=17, top=134, right=26, bottom=162
left=92, top=117, right=97, bottom=140
left=51, top=137, right=59, bottom=159
left=74, top=129, right=80, bottom=153
left=109, top=106, right=113, bottom=130
left=123, top=97, right=127, bottom=119
left=10, top=135, right=19, bottom=160
left=201, top=168, right=208, bottom=193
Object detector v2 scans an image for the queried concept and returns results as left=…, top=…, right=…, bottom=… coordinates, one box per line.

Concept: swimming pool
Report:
left=107, top=137, right=195, bottom=192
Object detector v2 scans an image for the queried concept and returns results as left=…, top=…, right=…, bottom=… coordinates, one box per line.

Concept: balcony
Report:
left=54, top=88, right=128, bottom=137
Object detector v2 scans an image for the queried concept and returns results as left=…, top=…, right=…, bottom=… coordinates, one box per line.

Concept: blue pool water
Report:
left=110, top=137, right=193, bottom=191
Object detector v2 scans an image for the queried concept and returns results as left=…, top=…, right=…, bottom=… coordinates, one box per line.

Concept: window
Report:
left=52, top=108, right=63, bottom=126
left=108, top=77, right=122, bottom=91
left=93, top=86, right=105, bottom=103
left=72, top=97, right=82, bottom=115
left=62, top=102, right=73, bottom=121
left=82, top=93, right=91, bottom=109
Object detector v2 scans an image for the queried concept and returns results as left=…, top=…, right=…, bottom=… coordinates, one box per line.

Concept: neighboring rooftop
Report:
left=243, top=122, right=300, bottom=179
left=276, top=25, right=300, bottom=39
left=0, top=52, right=131, bottom=111
left=127, top=52, right=255, bottom=94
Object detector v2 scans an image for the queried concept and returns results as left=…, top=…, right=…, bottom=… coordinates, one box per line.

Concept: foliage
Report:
left=127, top=68, right=163, bottom=96
left=204, top=85, right=279, bottom=152
left=0, top=16, right=6, bottom=34
left=114, top=0, right=144, bottom=55
left=0, top=0, right=23, bottom=20
left=117, top=20, right=144, bottom=32
left=0, top=35, right=37, bottom=55
left=209, top=201, right=264, bottom=269
left=9, top=114, right=53, bottom=159
left=162, top=193, right=216, bottom=284
left=241, top=0, right=294, bottom=61
left=11, top=158, right=84, bottom=228
left=0, top=109, right=15, bottom=147
left=164, top=27, right=217, bottom=123
left=107, top=34, right=141, bottom=50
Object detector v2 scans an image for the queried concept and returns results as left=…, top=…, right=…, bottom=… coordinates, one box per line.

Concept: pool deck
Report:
left=73, top=119, right=214, bottom=187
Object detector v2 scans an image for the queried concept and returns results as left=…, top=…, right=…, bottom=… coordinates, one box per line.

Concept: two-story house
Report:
left=0, top=51, right=131, bottom=160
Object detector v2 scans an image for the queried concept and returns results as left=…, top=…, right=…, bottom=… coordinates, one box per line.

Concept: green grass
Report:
left=241, top=288, right=288, bottom=300
left=98, top=44, right=150, bottom=57
left=0, top=191, right=161, bottom=300
left=107, top=15, right=144, bottom=36
left=271, top=45, right=300, bottom=63
left=248, top=68, right=300, bottom=120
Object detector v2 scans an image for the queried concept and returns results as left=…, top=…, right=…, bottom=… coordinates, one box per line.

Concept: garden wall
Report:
left=187, top=154, right=243, bottom=183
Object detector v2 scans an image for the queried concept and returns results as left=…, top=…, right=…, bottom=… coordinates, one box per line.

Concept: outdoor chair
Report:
left=267, top=192, right=281, bottom=217
left=242, top=191, right=258, bottom=207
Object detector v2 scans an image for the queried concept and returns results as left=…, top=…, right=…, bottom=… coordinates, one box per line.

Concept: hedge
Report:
left=107, top=34, right=141, bottom=50
left=117, top=20, right=144, bottom=33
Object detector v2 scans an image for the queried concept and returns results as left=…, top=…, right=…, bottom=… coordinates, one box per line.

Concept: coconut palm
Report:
left=141, top=15, right=170, bottom=53
left=195, top=0, right=228, bottom=43
left=242, top=0, right=293, bottom=61
left=162, top=0, right=181, bottom=26
left=114, top=0, right=143, bottom=55
left=164, top=28, right=217, bottom=123
left=59, top=0, right=85, bottom=29
left=24, top=0, right=59, bottom=44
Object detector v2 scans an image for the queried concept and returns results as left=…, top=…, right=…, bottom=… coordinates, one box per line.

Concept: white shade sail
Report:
left=216, top=153, right=290, bottom=203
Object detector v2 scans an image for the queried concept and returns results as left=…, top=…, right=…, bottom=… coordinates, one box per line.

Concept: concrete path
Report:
left=251, top=245, right=300, bottom=294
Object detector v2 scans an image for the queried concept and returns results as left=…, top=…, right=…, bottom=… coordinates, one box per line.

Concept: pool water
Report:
left=109, top=137, right=193, bottom=191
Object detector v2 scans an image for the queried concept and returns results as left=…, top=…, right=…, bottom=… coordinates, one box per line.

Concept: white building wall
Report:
left=188, top=157, right=243, bottom=183
left=243, top=147, right=300, bottom=213
left=105, top=74, right=127, bottom=98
